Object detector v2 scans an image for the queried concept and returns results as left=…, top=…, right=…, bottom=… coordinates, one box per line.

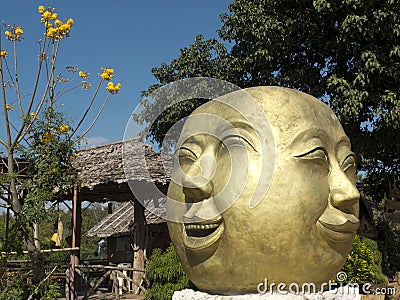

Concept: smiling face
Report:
left=167, top=86, right=360, bottom=294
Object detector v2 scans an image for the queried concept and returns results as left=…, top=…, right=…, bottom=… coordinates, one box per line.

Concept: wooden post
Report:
left=33, top=223, right=40, bottom=250
left=5, top=207, right=9, bottom=253
left=112, top=270, right=120, bottom=300
left=69, top=183, right=80, bottom=300
left=133, top=199, right=146, bottom=295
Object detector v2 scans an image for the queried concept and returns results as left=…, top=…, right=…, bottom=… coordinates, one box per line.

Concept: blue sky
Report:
left=0, top=1, right=231, bottom=148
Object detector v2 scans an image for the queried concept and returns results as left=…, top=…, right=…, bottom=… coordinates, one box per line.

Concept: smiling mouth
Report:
left=185, top=221, right=222, bottom=237
left=317, top=219, right=359, bottom=243
left=183, top=217, right=224, bottom=250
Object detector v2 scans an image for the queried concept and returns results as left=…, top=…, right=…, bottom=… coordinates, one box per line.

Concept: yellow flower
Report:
left=41, top=131, right=54, bottom=143
left=106, top=82, right=121, bottom=94
left=4, top=27, right=24, bottom=41
left=5, top=104, right=15, bottom=110
left=99, top=68, right=115, bottom=80
left=79, top=71, right=88, bottom=79
left=81, top=82, right=92, bottom=90
left=5, top=31, right=12, bottom=37
left=7, top=27, right=24, bottom=40
left=50, top=167, right=57, bottom=174
left=30, top=112, right=36, bottom=118
left=45, top=27, right=57, bottom=38
left=55, top=19, right=63, bottom=27
left=50, top=13, right=58, bottom=20
left=67, top=19, right=74, bottom=26
left=60, top=23, right=71, bottom=32
left=100, top=72, right=111, bottom=80
left=42, top=11, right=52, bottom=20
left=59, top=124, right=69, bottom=133
left=15, top=27, right=23, bottom=36
left=0, top=50, right=7, bottom=57
left=38, top=5, right=45, bottom=14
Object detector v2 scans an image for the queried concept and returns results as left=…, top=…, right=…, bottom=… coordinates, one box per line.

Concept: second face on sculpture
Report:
left=167, top=86, right=360, bottom=295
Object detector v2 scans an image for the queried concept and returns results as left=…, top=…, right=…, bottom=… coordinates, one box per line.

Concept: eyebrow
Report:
left=289, top=127, right=353, bottom=156
left=289, top=128, right=329, bottom=147
left=222, top=118, right=256, bottom=134
left=336, top=135, right=351, bottom=149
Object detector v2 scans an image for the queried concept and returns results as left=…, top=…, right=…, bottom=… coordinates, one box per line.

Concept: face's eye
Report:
left=296, top=147, right=328, bottom=162
left=221, top=135, right=256, bottom=151
left=295, top=147, right=330, bottom=174
left=342, top=154, right=356, bottom=173
left=177, top=147, right=198, bottom=163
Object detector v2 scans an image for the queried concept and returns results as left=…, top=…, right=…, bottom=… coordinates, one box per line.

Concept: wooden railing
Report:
left=74, top=264, right=146, bottom=300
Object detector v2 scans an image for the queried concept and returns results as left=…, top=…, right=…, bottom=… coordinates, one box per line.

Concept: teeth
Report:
left=185, top=223, right=220, bottom=230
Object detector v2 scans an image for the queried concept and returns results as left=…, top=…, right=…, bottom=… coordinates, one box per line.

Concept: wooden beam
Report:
left=76, top=265, right=144, bottom=272
left=70, top=183, right=79, bottom=300
left=1, top=247, right=79, bottom=255
left=133, top=199, right=146, bottom=295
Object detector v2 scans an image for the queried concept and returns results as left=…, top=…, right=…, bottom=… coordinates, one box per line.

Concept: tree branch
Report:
left=70, top=79, right=103, bottom=138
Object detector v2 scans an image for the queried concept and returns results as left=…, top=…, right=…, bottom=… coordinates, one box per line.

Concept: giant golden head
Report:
left=166, top=86, right=360, bottom=295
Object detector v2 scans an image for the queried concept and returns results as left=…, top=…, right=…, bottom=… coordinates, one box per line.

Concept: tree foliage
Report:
left=375, top=219, right=400, bottom=277
left=144, top=244, right=190, bottom=300
left=136, top=0, right=400, bottom=202
left=342, top=235, right=388, bottom=284
left=0, top=4, right=121, bottom=296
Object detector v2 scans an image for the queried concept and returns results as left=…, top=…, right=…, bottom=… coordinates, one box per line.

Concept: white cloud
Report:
left=84, top=136, right=110, bottom=147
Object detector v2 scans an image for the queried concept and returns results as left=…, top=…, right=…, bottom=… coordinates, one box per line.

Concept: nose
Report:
left=182, top=153, right=216, bottom=202
left=329, top=165, right=360, bottom=212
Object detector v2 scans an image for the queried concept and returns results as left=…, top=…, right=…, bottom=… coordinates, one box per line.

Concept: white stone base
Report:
left=172, top=287, right=360, bottom=300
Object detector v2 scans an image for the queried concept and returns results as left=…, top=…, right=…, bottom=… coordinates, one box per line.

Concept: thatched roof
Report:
left=73, top=137, right=172, bottom=187
left=86, top=201, right=165, bottom=238
left=72, top=138, right=172, bottom=202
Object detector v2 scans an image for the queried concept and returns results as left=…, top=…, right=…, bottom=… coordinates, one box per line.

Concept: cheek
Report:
left=266, top=157, right=330, bottom=222
left=213, top=150, right=262, bottom=199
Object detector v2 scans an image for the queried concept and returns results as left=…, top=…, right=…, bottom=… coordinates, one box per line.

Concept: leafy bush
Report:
left=376, top=219, right=400, bottom=278
left=342, top=235, right=388, bottom=284
left=0, top=269, right=60, bottom=300
left=145, top=244, right=189, bottom=300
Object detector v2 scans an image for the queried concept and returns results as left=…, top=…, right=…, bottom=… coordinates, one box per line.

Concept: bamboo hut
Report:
left=86, top=201, right=170, bottom=264
left=67, top=137, right=172, bottom=296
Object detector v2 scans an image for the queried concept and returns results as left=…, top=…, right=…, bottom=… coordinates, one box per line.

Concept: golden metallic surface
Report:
left=167, top=86, right=360, bottom=295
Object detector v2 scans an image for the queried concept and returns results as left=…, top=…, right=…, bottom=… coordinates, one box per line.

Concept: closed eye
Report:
left=177, top=147, right=198, bottom=161
left=342, top=154, right=356, bottom=172
left=221, top=135, right=256, bottom=151
left=295, top=147, right=328, bottom=162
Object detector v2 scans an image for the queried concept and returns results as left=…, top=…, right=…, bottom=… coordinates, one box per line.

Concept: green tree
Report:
left=136, top=0, right=400, bottom=202
left=342, top=235, right=388, bottom=284
left=145, top=244, right=190, bottom=300
left=375, top=219, right=400, bottom=277
left=79, top=202, right=109, bottom=260
left=0, top=4, right=121, bottom=295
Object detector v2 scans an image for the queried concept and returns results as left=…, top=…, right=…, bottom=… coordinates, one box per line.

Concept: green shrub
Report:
left=342, top=235, right=388, bottom=284
left=376, top=219, right=400, bottom=278
left=145, top=244, right=189, bottom=300
left=0, top=269, right=60, bottom=300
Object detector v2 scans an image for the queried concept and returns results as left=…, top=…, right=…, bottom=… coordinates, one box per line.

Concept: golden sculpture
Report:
left=167, top=86, right=360, bottom=294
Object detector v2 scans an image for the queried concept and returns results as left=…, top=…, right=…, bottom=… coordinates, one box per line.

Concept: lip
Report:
left=317, top=219, right=359, bottom=243
left=183, top=217, right=224, bottom=249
